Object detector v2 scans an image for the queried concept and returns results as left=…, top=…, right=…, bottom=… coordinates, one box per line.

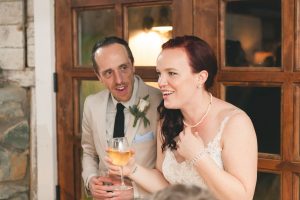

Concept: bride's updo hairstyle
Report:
left=158, top=35, right=218, bottom=151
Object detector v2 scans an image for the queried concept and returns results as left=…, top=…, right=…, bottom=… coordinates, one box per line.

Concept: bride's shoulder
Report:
left=213, top=97, right=244, bottom=114
left=216, top=102, right=254, bottom=134
left=212, top=99, right=252, bottom=129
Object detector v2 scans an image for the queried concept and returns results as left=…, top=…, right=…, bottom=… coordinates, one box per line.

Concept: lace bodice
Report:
left=162, top=113, right=234, bottom=189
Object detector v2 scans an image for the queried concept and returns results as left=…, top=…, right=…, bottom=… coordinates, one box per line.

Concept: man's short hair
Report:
left=91, top=36, right=134, bottom=73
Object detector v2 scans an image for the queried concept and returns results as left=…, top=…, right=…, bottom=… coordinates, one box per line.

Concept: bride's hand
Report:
left=105, top=151, right=136, bottom=177
left=176, top=126, right=205, bottom=160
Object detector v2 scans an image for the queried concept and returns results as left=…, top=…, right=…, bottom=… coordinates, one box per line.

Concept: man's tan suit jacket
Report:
left=81, top=76, right=162, bottom=197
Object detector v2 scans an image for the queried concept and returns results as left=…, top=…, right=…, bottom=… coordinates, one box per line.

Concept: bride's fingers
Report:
left=127, top=157, right=135, bottom=165
left=183, top=126, right=192, bottom=135
left=131, top=149, right=136, bottom=154
left=178, top=130, right=185, bottom=141
left=108, top=166, right=121, bottom=175
left=104, top=156, right=113, bottom=165
left=104, top=157, right=120, bottom=174
left=107, top=164, right=119, bottom=171
left=121, top=157, right=136, bottom=175
left=179, top=128, right=191, bottom=143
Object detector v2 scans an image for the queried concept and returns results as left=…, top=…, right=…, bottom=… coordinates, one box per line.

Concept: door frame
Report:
left=34, top=0, right=57, bottom=199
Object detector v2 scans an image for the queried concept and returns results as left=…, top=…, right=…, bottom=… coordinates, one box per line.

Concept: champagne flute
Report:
left=107, top=137, right=133, bottom=190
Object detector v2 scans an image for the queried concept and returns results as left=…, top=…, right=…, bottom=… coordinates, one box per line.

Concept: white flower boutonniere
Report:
left=129, top=95, right=150, bottom=127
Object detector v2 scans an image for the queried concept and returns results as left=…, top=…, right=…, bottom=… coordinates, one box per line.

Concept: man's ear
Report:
left=131, top=61, right=135, bottom=73
left=94, top=69, right=102, bottom=83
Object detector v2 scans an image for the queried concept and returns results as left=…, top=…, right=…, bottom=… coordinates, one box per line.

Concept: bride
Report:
left=106, top=35, right=257, bottom=200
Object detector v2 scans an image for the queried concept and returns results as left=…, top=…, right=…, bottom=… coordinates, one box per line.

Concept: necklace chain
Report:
left=183, top=93, right=213, bottom=128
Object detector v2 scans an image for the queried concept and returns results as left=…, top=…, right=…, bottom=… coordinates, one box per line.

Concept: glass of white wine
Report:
left=107, top=137, right=133, bottom=190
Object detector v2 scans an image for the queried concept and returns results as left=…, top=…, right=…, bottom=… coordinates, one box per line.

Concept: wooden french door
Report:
left=56, top=0, right=300, bottom=199
left=214, top=0, right=300, bottom=199
left=55, top=0, right=192, bottom=199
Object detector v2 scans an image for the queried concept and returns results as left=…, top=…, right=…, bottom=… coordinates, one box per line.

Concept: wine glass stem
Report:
left=120, top=166, right=125, bottom=186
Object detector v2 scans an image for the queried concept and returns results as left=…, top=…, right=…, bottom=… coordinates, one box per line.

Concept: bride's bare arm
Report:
left=127, top=124, right=169, bottom=193
left=192, top=112, right=257, bottom=200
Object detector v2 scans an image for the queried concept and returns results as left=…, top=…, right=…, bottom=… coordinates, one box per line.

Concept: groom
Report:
left=81, top=36, right=162, bottom=199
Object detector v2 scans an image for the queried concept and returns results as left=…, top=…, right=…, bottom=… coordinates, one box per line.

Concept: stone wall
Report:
left=0, top=0, right=35, bottom=199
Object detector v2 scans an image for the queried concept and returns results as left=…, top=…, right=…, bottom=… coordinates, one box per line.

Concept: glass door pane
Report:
left=128, top=5, right=172, bottom=66
left=79, top=80, right=105, bottom=127
left=225, top=85, right=281, bottom=154
left=77, top=8, right=115, bottom=66
left=225, top=0, right=281, bottom=67
left=254, top=172, right=280, bottom=200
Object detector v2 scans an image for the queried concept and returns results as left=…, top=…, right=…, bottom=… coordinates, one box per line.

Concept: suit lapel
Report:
left=126, top=76, right=149, bottom=144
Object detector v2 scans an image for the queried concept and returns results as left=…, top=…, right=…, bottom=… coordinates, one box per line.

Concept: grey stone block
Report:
left=27, top=45, right=34, bottom=67
left=26, top=22, right=34, bottom=45
left=0, top=182, right=28, bottom=199
left=0, top=25, right=24, bottom=48
left=26, top=0, right=33, bottom=18
left=0, top=147, right=10, bottom=181
left=2, top=68, right=34, bottom=87
left=0, top=1, right=23, bottom=25
left=3, top=120, right=29, bottom=150
left=0, top=85, right=26, bottom=103
left=0, top=101, right=24, bottom=121
left=0, top=48, right=25, bottom=70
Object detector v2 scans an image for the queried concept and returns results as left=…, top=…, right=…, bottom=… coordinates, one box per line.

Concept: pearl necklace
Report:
left=183, top=93, right=212, bottom=128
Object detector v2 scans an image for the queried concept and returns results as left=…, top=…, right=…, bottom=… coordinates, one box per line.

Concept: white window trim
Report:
left=34, top=0, right=57, bottom=199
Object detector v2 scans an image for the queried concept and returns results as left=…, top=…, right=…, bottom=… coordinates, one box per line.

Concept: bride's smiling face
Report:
left=156, top=48, right=199, bottom=109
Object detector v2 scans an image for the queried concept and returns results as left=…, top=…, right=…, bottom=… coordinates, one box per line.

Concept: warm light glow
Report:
left=129, top=30, right=169, bottom=66
left=253, top=51, right=273, bottom=64
left=146, top=82, right=159, bottom=89
left=152, top=26, right=173, bottom=32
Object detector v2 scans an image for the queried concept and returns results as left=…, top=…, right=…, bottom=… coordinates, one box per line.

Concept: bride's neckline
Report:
left=183, top=93, right=213, bottom=128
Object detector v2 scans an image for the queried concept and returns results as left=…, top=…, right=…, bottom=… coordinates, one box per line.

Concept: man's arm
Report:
left=81, top=99, right=99, bottom=190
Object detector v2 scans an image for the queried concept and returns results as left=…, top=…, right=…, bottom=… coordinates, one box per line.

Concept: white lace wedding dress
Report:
left=162, top=112, right=236, bottom=189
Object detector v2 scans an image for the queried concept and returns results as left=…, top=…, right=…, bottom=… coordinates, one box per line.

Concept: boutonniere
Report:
left=129, top=95, right=150, bottom=127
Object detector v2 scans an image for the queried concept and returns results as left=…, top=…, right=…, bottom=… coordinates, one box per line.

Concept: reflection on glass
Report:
left=77, top=9, right=115, bottom=66
left=128, top=5, right=172, bottom=66
left=225, top=0, right=281, bottom=67
left=226, top=86, right=281, bottom=154
left=79, top=80, right=105, bottom=125
left=79, top=80, right=105, bottom=200
left=146, top=82, right=159, bottom=89
left=253, top=172, right=280, bottom=200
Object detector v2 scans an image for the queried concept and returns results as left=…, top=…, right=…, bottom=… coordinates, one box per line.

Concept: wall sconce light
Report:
left=128, top=6, right=172, bottom=66
left=152, top=7, right=173, bottom=32
left=253, top=51, right=273, bottom=65
left=143, top=7, right=173, bottom=33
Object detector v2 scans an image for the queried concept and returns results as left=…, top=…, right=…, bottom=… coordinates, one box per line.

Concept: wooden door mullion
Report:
left=282, top=171, right=293, bottom=200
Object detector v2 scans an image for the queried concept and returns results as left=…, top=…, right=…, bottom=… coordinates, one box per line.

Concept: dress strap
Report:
left=215, top=109, right=240, bottom=141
